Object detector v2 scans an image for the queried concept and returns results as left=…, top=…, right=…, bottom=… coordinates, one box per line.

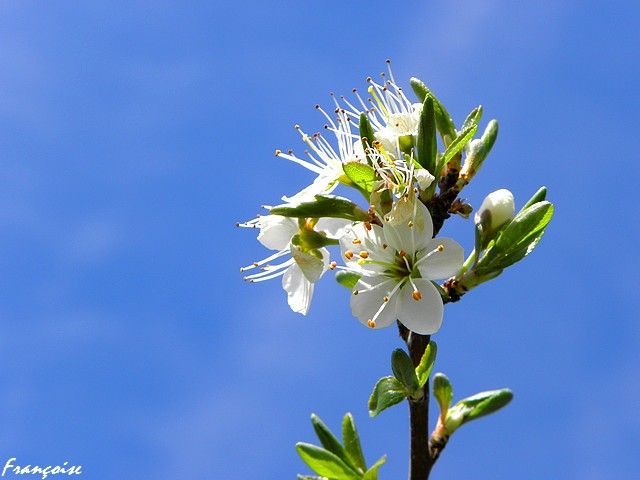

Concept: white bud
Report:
left=474, top=189, right=515, bottom=231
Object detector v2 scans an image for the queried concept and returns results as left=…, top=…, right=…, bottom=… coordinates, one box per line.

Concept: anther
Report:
left=437, top=244, right=445, bottom=252
left=367, top=319, right=376, bottom=328
left=364, top=222, right=372, bottom=231
left=399, top=250, right=406, bottom=257
left=382, top=244, right=388, bottom=249
left=352, top=238, right=362, bottom=245
left=274, top=149, right=282, bottom=156
left=329, top=261, right=337, bottom=270
left=412, top=290, right=423, bottom=301
left=353, top=290, right=359, bottom=296
left=359, top=251, right=369, bottom=259
left=345, top=250, right=354, bottom=260
left=383, top=296, right=389, bottom=303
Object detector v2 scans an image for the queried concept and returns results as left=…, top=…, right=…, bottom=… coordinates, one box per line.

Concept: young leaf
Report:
left=410, top=77, right=457, bottom=144
left=360, top=113, right=375, bottom=159
left=415, top=341, right=437, bottom=388
left=310, top=414, right=350, bottom=467
left=362, top=455, right=387, bottom=480
left=368, top=376, right=408, bottom=417
left=391, top=348, right=420, bottom=395
left=270, top=195, right=369, bottom=221
left=342, top=413, right=367, bottom=473
left=296, top=443, right=361, bottom=480
left=459, top=388, right=513, bottom=424
left=436, top=123, right=477, bottom=175
left=521, top=186, right=548, bottom=210
left=432, top=372, right=453, bottom=414
left=335, top=271, right=360, bottom=289
left=343, top=162, right=377, bottom=194
left=417, top=95, right=437, bottom=174
left=461, top=105, right=483, bottom=132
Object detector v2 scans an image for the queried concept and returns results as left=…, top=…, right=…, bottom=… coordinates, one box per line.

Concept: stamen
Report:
left=345, top=250, right=354, bottom=260
left=352, top=238, right=362, bottom=245
left=353, top=290, right=359, bottom=296
left=329, top=261, right=337, bottom=270
left=437, top=244, right=445, bottom=252
left=383, top=296, right=389, bottom=302
left=412, top=290, right=423, bottom=301
left=367, top=319, right=376, bottom=328
left=359, top=251, right=369, bottom=259
left=399, top=250, right=406, bottom=257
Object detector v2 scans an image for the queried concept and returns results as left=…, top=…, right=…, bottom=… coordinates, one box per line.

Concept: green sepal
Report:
left=368, top=376, right=408, bottom=417
left=270, top=195, right=369, bottom=222
left=415, top=341, right=437, bottom=388
left=343, top=162, right=377, bottom=195
left=342, top=413, right=367, bottom=473
left=476, top=201, right=554, bottom=274
left=391, top=348, right=420, bottom=396
left=311, top=414, right=350, bottom=468
left=409, top=77, right=456, bottom=145
left=417, top=95, right=437, bottom=174
left=335, top=271, right=360, bottom=289
left=296, top=443, right=361, bottom=480
left=432, top=372, right=453, bottom=415
left=522, top=186, right=547, bottom=210
left=362, top=455, right=387, bottom=480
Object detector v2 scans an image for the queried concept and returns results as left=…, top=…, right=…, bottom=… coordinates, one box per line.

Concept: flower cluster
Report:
left=239, top=62, right=553, bottom=336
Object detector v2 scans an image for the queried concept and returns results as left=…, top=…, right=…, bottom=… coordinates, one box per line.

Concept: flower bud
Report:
left=474, top=189, right=515, bottom=232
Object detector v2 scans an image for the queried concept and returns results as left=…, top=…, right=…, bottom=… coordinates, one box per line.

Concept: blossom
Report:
left=239, top=213, right=348, bottom=315
left=340, top=196, right=463, bottom=334
left=276, top=108, right=365, bottom=203
left=474, top=189, right=515, bottom=232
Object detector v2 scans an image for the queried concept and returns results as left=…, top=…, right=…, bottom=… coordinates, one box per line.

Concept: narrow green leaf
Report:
left=362, top=455, right=387, bottom=480
left=360, top=113, right=375, bottom=165
left=410, top=77, right=456, bottom=144
left=342, top=413, right=367, bottom=473
left=368, top=376, right=408, bottom=417
left=461, top=105, right=483, bottom=131
left=335, top=271, right=360, bottom=289
left=270, top=195, right=369, bottom=221
left=521, top=186, right=548, bottom=210
left=391, top=348, right=420, bottom=395
left=415, top=341, right=437, bottom=388
left=296, top=443, right=360, bottom=480
left=460, top=388, right=513, bottom=423
left=343, top=162, right=377, bottom=194
left=432, top=373, right=453, bottom=414
left=417, top=95, right=437, bottom=174
left=310, top=414, right=350, bottom=467
left=436, top=123, right=477, bottom=175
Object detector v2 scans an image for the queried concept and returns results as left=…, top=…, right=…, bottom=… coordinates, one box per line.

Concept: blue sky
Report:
left=0, top=1, right=638, bottom=479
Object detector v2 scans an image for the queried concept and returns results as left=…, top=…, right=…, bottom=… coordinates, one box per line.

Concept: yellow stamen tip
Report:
left=367, top=319, right=376, bottom=328
left=359, top=251, right=369, bottom=259
left=345, top=250, right=354, bottom=260
left=412, top=290, right=423, bottom=301
left=437, top=244, right=445, bottom=252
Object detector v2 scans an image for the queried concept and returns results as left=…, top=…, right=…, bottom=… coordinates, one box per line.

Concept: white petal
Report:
left=397, top=279, right=443, bottom=335
left=316, top=217, right=351, bottom=238
left=350, top=277, right=399, bottom=330
left=384, top=198, right=433, bottom=255
left=414, top=168, right=435, bottom=190
left=418, top=238, right=464, bottom=280
left=282, top=264, right=314, bottom=315
left=291, top=245, right=326, bottom=283
left=257, top=216, right=298, bottom=250
left=283, top=174, right=339, bottom=203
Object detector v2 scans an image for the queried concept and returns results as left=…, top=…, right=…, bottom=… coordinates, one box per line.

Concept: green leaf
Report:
left=362, top=455, right=387, bottom=480
left=296, top=443, right=360, bottom=480
left=391, top=348, right=420, bottom=395
left=343, top=162, right=377, bottom=194
left=270, top=195, right=369, bottom=221
left=461, top=105, right=483, bottom=132
left=342, top=413, right=367, bottom=473
left=432, top=373, right=453, bottom=414
left=311, top=414, right=350, bottom=467
left=335, top=271, right=360, bottom=289
left=521, top=186, right=547, bottom=210
left=368, top=376, right=408, bottom=417
left=410, top=77, right=456, bottom=145
left=476, top=201, right=554, bottom=274
left=436, top=123, right=477, bottom=175
left=415, top=341, right=437, bottom=388
left=360, top=113, right=375, bottom=152
left=467, top=120, right=498, bottom=171
left=417, top=95, right=437, bottom=174
left=459, top=388, right=513, bottom=424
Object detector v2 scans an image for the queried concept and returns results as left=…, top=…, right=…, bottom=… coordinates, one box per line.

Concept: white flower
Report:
left=339, top=196, right=463, bottom=334
left=239, top=213, right=348, bottom=315
left=474, top=189, right=515, bottom=232
left=276, top=108, right=365, bottom=204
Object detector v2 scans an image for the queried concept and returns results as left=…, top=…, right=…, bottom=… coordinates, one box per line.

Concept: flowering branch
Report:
left=239, top=61, right=553, bottom=480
